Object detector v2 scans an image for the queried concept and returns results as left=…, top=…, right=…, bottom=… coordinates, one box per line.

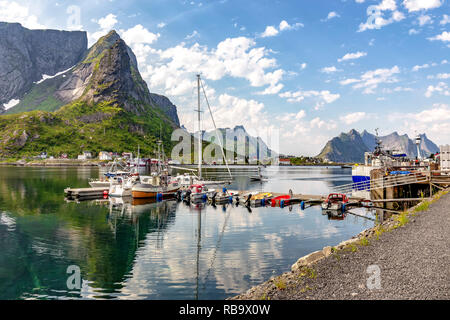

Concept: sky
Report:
left=0, top=0, right=449, bottom=156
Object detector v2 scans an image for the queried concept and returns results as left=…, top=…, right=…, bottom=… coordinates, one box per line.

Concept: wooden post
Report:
left=429, top=166, right=433, bottom=198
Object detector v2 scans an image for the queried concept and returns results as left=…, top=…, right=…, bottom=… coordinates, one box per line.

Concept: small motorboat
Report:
left=189, top=184, right=208, bottom=202
left=321, top=193, right=349, bottom=211
left=249, top=192, right=273, bottom=206
left=360, top=199, right=373, bottom=208
left=270, top=195, right=291, bottom=207
left=109, top=175, right=140, bottom=198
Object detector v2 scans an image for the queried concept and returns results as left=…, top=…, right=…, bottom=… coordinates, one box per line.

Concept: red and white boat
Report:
left=321, top=193, right=349, bottom=211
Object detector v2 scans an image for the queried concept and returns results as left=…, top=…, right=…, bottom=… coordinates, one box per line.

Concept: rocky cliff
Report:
left=0, top=29, right=180, bottom=158
left=0, top=22, right=87, bottom=111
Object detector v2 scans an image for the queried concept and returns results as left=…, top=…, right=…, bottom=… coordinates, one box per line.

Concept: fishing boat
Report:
left=352, top=129, right=410, bottom=191
left=321, top=193, right=349, bottom=211
left=132, top=174, right=181, bottom=199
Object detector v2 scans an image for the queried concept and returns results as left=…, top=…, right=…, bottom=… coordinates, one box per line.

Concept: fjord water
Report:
left=0, top=166, right=376, bottom=300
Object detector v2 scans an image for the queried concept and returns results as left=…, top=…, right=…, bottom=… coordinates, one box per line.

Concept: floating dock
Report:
left=64, top=187, right=108, bottom=200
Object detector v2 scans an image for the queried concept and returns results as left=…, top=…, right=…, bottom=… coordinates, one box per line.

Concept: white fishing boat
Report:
left=108, top=175, right=138, bottom=197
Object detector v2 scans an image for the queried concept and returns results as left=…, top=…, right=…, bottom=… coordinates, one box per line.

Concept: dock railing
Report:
left=332, top=172, right=430, bottom=195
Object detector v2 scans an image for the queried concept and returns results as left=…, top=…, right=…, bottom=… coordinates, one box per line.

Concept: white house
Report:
left=99, top=151, right=112, bottom=161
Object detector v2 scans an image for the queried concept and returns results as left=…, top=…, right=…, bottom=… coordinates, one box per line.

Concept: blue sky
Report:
left=1, top=0, right=449, bottom=155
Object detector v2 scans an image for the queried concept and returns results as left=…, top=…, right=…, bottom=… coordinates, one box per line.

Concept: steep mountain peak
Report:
left=0, top=22, right=87, bottom=111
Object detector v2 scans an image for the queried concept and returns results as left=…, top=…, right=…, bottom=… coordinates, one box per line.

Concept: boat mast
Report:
left=197, top=74, right=202, bottom=180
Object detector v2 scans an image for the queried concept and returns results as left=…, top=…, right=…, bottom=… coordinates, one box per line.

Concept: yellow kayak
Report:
left=251, top=192, right=272, bottom=200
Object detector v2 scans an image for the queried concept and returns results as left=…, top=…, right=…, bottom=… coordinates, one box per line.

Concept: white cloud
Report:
left=440, top=14, right=450, bottom=25
left=425, top=82, right=450, bottom=97
left=310, top=117, right=337, bottom=130
left=280, top=89, right=340, bottom=109
left=321, top=66, right=342, bottom=73
left=436, top=73, right=450, bottom=79
left=388, top=103, right=450, bottom=145
left=339, top=112, right=370, bottom=124
left=261, top=25, right=279, bottom=38
left=279, top=20, right=304, bottom=31
left=157, top=22, right=166, bottom=28
left=140, top=35, right=285, bottom=102
left=378, top=0, right=397, bottom=11
left=409, top=28, right=420, bottom=35
left=260, top=20, right=303, bottom=37
left=418, top=15, right=433, bottom=26
left=340, top=78, right=360, bottom=85
left=120, top=24, right=160, bottom=45
left=412, top=63, right=430, bottom=71
left=97, top=13, right=118, bottom=30
left=0, top=0, right=47, bottom=29
left=185, top=30, right=199, bottom=40
left=338, top=51, right=367, bottom=62
left=340, top=66, right=400, bottom=94
left=428, top=31, right=450, bottom=42
left=403, top=0, right=443, bottom=12
left=323, top=11, right=340, bottom=21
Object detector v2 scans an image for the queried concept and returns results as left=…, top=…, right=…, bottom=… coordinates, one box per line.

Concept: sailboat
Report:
left=171, top=74, right=233, bottom=188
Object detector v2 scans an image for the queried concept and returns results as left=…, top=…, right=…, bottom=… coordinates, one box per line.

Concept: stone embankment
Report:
left=232, top=191, right=450, bottom=300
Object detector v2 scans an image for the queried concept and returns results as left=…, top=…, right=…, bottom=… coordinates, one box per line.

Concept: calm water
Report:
left=0, top=166, right=377, bottom=300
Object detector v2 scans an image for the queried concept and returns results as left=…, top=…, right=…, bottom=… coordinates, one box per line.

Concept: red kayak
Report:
left=271, top=195, right=291, bottom=207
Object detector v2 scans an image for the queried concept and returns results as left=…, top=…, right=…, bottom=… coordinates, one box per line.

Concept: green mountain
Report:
left=0, top=29, right=180, bottom=159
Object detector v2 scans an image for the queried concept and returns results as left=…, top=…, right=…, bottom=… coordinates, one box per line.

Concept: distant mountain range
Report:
left=196, top=125, right=276, bottom=160
left=317, top=129, right=439, bottom=163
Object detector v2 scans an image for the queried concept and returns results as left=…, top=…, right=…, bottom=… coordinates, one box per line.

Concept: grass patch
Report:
left=273, top=277, right=287, bottom=290
left=298, top=266, right=317, bottom=279
left=413, top=201, right=430, bottom=213
left=359, top=237, right=370, bottom=246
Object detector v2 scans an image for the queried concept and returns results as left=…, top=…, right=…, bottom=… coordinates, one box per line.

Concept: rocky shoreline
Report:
left=231, top=190, right=449, bottom=300
left=0, top=160, right=100, bottom=167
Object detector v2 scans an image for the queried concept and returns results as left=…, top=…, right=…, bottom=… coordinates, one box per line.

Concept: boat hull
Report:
left=132, top=184, right=180, bottom=199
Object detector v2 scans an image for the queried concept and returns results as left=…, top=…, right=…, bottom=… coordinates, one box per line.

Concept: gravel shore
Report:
left=232, top=191, right=450, bottom=300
